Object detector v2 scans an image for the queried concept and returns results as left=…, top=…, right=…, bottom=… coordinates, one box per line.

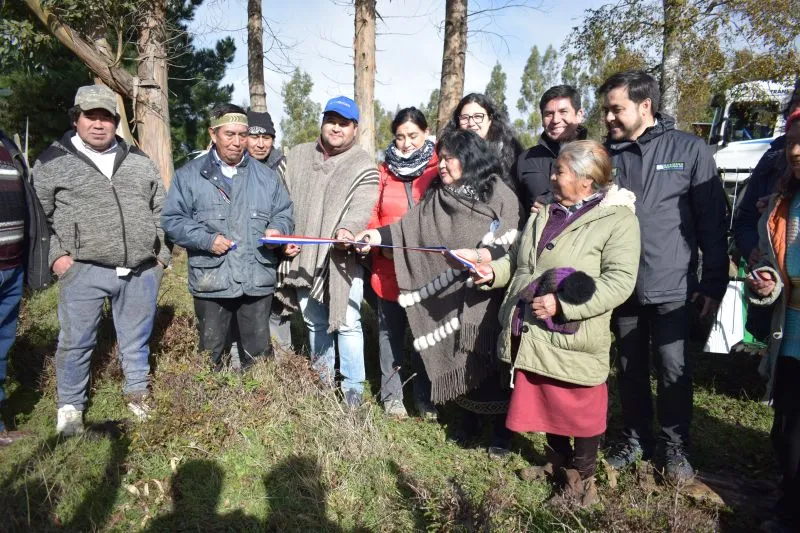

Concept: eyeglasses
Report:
left=458, top=113, right=486, bottom=125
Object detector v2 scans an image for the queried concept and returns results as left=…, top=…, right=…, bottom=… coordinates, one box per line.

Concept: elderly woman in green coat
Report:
left=464, top=140, right=640, bottom=506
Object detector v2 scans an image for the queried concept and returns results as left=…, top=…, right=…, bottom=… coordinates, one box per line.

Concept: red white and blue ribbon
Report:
left=445, top=250, right=478, bottom=270
left=259, top=235, right=447, bottom=253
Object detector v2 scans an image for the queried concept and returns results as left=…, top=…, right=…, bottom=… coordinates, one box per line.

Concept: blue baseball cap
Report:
left=323, top=96, right=359, bottom=123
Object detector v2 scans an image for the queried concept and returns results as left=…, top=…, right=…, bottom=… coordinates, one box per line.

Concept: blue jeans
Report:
left=297, top=276, right=365, bottom=393
left=0, top=266, right=24, bottom=432
left=56, top=262, right=163, bottom=410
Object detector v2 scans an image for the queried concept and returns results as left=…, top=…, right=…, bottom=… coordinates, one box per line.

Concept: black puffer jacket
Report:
left=607, top=114, right=728, bottom=304
left=0, top=130, right=50, bottom=290
left=515, top=126, right=587, bottom=212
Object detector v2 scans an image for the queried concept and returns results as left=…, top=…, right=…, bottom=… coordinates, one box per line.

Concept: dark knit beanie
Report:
left=247, top=110, right=276, bottom=137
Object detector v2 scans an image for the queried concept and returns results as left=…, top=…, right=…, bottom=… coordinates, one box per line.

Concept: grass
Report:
left=0, top=250, right=777, bottom=532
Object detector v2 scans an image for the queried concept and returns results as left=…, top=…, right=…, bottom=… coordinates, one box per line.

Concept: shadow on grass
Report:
left=692, top=347, right=767, bottom=402
left=144, top=460, right=262, bottom=533
left=263, top=454, right=346, bottom=532
left=0, top=422, right=130, bottom=532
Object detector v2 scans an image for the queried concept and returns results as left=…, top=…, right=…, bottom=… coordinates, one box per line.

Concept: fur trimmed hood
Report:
left=599, top=184, right=637, bottom=214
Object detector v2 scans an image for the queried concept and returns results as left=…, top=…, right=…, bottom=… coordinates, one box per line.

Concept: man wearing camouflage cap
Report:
left=32, top=84, right=170, bottom=436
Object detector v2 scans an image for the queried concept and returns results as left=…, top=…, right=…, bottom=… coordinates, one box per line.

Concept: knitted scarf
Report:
left=383, top=139, right=436, bottom=181
left=390, top=178, right=522, bottom=403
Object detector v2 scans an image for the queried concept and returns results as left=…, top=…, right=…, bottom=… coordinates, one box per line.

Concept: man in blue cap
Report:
left=278, top=96, right=379, bottom=408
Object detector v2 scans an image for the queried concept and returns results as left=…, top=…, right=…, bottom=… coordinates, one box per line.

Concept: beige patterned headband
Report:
left=210, top=113, right=248, bottom=129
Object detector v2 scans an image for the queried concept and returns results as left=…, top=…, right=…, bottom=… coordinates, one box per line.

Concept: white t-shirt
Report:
left=71, top=134, right=119, bottom=180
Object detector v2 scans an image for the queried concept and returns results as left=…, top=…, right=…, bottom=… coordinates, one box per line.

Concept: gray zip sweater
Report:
left=32, top=131, right=170, bottom=269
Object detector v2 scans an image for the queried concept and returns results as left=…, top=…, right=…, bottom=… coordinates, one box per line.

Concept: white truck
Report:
left=705, top=80, right=794, bottom=204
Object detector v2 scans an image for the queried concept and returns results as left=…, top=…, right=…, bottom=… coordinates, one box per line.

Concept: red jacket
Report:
left=367, top=153, right=439, bottom=300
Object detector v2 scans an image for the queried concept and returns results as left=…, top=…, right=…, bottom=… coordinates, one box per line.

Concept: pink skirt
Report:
left=506, top=369, right=607, bottom=437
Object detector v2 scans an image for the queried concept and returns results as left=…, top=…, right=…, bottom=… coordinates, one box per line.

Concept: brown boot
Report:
left=561, top=468, right=599, bottom=507
left=519, top=448, right=568, bottom=483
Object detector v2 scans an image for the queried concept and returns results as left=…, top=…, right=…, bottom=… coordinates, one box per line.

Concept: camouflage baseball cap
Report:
left=74, top=85, right=117, bottom=115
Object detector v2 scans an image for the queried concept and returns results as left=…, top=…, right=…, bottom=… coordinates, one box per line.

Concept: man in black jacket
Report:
left=515, top=84, right=586, bottom=212
left=0, top=130, right=49, bottom=446
left=600, top=70, right=729, bottom=482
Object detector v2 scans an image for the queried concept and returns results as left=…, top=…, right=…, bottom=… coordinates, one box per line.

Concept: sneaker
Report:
left=125, top=392, right=153, bottom=422
left=344, top=389, right=362, bottom=410
left=605, top=439, right=644, bottom=471
left=384, top=400, right=409, bottom=419
left=56, top=405, right=85, bottom=436
left=414, top=398, right=438, bottom=421
left=664, top=446, right=695, bottom=483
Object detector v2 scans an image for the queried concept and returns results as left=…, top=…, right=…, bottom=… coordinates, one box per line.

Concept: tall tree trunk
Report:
left=436, top=0, right=468, bottom=132
left=23, top=0, right=174, bottom=186
left=660, top=0, right=685, bottom=121
left=354, top=0, right=376, bottom=158
left=136, top=0, right=174, bottom=186
left=248, top=0, right=267, bottom=112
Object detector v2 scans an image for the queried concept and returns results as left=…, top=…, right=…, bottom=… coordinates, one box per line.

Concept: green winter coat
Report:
left=487, top=185, right=641, bottom=386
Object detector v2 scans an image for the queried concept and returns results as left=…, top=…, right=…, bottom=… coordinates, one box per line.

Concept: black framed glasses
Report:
left=458, top=113, right=486, bottom=125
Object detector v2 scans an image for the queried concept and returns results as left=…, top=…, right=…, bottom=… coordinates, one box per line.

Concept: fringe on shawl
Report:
left=428, top=322, right=503, bottom=404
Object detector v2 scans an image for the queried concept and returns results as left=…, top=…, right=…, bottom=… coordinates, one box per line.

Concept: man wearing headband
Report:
left=32, top=84, right=171, bottom=436
left=162, top=103, right=294, bottom=373
left=246, top=109, right=291, bottom=349
left=277, top=96, right=379, bottom=408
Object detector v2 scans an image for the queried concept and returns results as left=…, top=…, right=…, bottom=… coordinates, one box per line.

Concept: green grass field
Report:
left=0, top=252, right=777, bottom=532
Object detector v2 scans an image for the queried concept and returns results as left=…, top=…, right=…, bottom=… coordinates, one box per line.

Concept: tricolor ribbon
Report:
left=259, top=235, right=446, bottom=253
left=260, top=235, right=492, bottom=276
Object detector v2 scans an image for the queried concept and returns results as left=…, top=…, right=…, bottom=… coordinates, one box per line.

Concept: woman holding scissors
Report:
left=354, top=128, right=523, bottom=453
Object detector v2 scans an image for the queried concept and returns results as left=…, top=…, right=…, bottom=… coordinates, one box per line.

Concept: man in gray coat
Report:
left=33, top=85, right=170, bottom=436
left=162, top=104, right=293, bottom=373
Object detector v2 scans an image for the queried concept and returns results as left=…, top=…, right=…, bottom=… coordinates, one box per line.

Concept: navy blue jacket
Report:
left=607, top=114, right=729, bottom=304
left=515, top=126, right=587, bottom=212
left=732, top=136, right=787, bottom=259
left=0, top=130, right=50, bottom=290
left=162, top=150, right=293, bottom=298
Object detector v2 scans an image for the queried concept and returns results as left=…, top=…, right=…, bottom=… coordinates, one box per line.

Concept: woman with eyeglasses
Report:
left=367, top=107, right=439, bottom=420
left=446, top=93, right=523, bottom=194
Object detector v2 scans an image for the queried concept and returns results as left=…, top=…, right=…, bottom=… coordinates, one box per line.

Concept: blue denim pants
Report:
left=0, top=265, right=24, bottom=432
left=297, top=275, right=365, bottom=393
left=56, top=261, right=163, bottom=410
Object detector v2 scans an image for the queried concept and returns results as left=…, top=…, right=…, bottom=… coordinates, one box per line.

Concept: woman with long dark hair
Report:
left=354, top=128, right=523, bottom=451
left=367, top=107, right=439, bottom=419
left=445, top=93, right=523, bottom=192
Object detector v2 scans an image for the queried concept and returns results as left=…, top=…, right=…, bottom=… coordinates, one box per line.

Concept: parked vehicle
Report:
left=704, top=80, right=794, bottom=204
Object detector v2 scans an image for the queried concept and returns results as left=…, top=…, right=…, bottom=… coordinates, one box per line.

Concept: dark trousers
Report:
left=194, top=294, right=273, bottom=368
left=376, top=296, right=431, bottom=404
left=772, top=356, right=800, bottom=525
left=612, top=298, right=692, bottom=450
left=547, top=433, right=602, bottom=480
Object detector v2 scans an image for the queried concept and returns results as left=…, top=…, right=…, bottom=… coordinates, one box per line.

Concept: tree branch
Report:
left=23, top=0, right=135, bottom=98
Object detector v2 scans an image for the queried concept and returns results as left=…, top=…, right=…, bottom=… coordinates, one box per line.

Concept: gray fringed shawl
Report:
left=390, top=178, right=522, bottom=403
left=278, top=141, right=379, bottom=332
